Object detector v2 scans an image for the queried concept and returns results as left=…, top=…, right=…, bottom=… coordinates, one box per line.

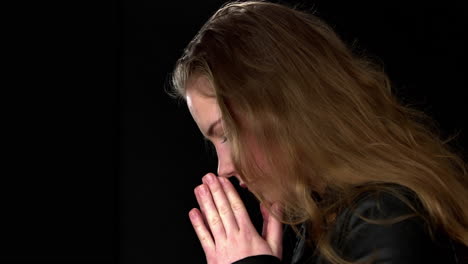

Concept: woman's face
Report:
left=185, top=76, right=247, bottom=188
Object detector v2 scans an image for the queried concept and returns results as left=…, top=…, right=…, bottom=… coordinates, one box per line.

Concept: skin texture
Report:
left=186, top=76, right=284, bottom=264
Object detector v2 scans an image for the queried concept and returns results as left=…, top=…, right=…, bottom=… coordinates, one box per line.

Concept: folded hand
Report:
left=189, top=173, right=283, bottom=264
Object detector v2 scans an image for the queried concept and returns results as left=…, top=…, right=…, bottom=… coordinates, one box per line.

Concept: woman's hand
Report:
left=189, top=173, right=283, bottom=264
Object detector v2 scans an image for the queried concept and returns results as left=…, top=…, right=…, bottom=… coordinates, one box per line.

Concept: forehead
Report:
left=185, top=76, right=221, bottom=130
left=186, top=75, right=215, bottom=98
left=186, top=76, right=217, bottom=109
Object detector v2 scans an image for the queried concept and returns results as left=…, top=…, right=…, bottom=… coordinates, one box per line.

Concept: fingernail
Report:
left=219, top=177, right=226, bottom=184
left=199, top=185, right=207, bottom=195
left=189, top=210, right=196, bottom=220
left=205, top=174, right=214, bottom=183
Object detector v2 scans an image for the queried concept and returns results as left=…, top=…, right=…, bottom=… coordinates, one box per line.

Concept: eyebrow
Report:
left=205, top=118, right=222, bottom=139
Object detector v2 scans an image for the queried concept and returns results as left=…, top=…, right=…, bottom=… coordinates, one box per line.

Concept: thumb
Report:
left=261, top=203, right=283, bottom=260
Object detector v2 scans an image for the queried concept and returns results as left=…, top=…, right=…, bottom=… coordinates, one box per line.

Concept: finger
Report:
left=218, top=177, right=256, bottom=232
left=195, top=184, right=227, bottom=241
left=260, top=203, right=269, bottom=237
left=264, top=203, right=284, bottom=260
left=189, top=208, right=215, bottom=256
left=202, top=173, right=240, bottom=235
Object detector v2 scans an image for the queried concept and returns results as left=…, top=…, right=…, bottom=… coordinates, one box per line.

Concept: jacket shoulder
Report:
left=330, top=185, right=458, bottom=263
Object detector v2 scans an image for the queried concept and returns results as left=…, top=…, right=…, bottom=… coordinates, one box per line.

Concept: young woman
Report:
left=167, top=1, right=468, bottom=263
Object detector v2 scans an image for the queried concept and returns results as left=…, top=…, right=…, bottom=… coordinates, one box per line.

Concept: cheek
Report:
left=245, top=137, right=285, bottom=202
left=248, top=140, right=270, bottom=174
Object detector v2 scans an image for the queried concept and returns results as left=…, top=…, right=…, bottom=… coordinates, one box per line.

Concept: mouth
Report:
left=240, top=183, right=248, bottom=189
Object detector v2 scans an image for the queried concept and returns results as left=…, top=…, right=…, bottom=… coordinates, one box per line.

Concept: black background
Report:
left=2, top=0, right=466, bottom=263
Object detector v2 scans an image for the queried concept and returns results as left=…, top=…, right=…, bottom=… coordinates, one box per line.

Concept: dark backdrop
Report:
left=2, top=1, right=466, bottom=263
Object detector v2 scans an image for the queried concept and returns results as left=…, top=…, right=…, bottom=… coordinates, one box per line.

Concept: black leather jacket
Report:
left=233, top=187, right=467, bottom=264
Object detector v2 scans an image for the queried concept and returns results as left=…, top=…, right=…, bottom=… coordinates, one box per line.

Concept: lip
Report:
left=240, top=183, right=248, bottom=189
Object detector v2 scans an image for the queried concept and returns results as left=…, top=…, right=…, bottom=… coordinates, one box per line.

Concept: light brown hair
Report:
left=167, top=1, right=468, bottom=263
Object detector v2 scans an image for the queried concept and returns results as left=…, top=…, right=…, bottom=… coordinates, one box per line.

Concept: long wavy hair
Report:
left=167, top=1, right=468, bottom=263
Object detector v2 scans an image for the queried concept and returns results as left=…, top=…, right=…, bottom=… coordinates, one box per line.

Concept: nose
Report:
left=215, top=142, right=245, bottom=186
left=217, top=154, right=236, bottom=179
left=216, top=143, right=238, bottom=177
left=218, top=158, right=247, bottom=188
left=217, top=155, right=248, bottom=188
